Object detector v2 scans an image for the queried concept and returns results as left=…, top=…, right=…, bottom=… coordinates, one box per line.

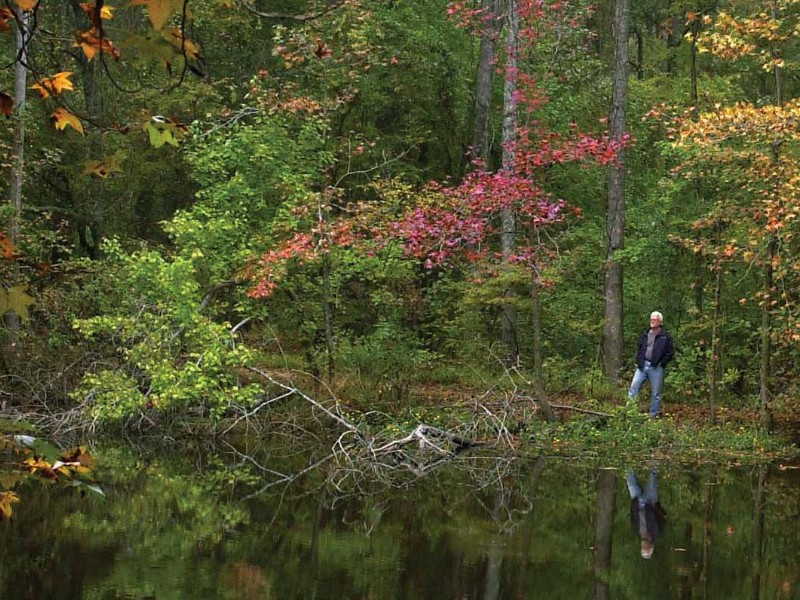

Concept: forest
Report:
left=1, top=0, right=799, bottom=460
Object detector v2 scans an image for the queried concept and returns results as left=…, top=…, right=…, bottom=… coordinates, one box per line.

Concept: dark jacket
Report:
left=630, top=499, right=667, bottom=542
left=635, top=328, right=674, bottom=370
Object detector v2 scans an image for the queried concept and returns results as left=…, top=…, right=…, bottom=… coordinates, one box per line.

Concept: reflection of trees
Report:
left=592, top=468, right=617, bottom=600
left=7, top=438, right=800, bottom=598
left=751, top=465, right=766, bottom=600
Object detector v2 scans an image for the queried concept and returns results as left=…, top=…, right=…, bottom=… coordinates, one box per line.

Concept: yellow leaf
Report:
left=0, top=491, right=20, bottom=520
left=165, top=27, right=202, bottom=60
left=30, top=71, right=74, bottom=99
left=0, top=286, right=35, bottom=322
left=129, top=0, right=186, bottom=31
left=75, top=28, right=120, bottom=61
left=81, top=152, right=125, bottom=178
left=51, top=108, right=84, bottom=134
left=80, top=2, right=115, bottom=21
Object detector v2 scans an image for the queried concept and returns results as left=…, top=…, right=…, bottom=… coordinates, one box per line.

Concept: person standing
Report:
left=628, top=311, right=675, bottom=417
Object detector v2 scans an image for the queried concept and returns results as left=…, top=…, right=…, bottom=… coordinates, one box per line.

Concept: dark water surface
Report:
left=1, top=440, right=799, bottom=599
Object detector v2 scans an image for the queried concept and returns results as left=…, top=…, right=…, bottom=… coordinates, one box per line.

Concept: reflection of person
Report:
left=627, top=468, right=666, bottom=559
left=628, top=311, right=675, bottom=418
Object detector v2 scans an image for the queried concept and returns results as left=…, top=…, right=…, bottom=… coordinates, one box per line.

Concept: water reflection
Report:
left=626, top=467, right=666, bottom=560
left=1, top=443, right=799, bottom=599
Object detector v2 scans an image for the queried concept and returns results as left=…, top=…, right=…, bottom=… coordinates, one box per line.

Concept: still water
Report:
left=0, top=440, right=798, bottom=599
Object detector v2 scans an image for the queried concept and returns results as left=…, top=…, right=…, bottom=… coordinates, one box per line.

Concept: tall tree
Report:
left=602, top=0, right=631, bottom=380
left=472, top=0, right=504, bottom=165
left=7, top=7, right=29, bottom=246
left=500, top=0, right=519, bottom=364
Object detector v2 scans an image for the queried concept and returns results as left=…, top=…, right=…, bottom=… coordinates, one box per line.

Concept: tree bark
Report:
left=471, top=0, right=504, bottom=166
left=709, top=228, right=722, bottom=425
left=3, top=8, right=30, bottom=340
left=500, top=0, right=519, bottom=364
left=531, top=276, right=556, bottom=422
left=602, top=0, right=630, bottom=381
left=69, top=1, right=105, bottom=258
left=7, top=8, right=29, bottom=246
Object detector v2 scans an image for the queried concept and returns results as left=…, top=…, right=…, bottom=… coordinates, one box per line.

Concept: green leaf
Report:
left=0, top=286, right=35, bottom=323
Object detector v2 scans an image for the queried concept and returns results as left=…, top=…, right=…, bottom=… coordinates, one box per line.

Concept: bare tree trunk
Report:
left=471, top=0, right=504, bottom=165
left=322, top=252, right=336, bottom=381
left=3, top=8, right=30, bottom=340
left=634, top=27, right=643, bottom=80
left=690, top=21, right=699, bottom=105
left=531, top=276, right=556, bottom=422
left=602, top=0, right=630, bottom=381
left=69, top=1, right=105, bottom=258
left=500, top=0, right=519, bottom=364
left=759, top=234, right=775, bottom=431
left=709, top=243, right=722, bottom=425
left=759, top=10, right=781, bottom=430
left=7, top=8, right=29, bottom=246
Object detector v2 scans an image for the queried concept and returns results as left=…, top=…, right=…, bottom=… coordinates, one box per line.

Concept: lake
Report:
left=0, top=438, right=798, bottom=599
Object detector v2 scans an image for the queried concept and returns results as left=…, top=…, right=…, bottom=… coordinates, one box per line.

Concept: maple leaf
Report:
left=0, top=286, right=35, bottom=322
left=51, top=108, right=84, bottom=134
left=30, top=71, right=74, bottom=99
left=0, top=232, right=16, bottom=259
left=145, top=117, right=186, bottom=147
left=75, top=28, right=121, bottom=61
left=0, top=8, right=14, bottom=33
left=0, top=492, right=20, bottom=520
left=129, top=0, right=186, bottom=31
left=80, top=1, right=115, bottom=26
left=165, top=27, right=202, bottom=60
left=13, top=0, right=37, bottom=10
left=82, top=152, right=125, bottom=178
left=0, top=91, right=13, bottom=117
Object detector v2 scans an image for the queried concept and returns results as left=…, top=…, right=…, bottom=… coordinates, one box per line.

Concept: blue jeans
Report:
left=628, top=360, right=664, bottom=417
left=627, top=469, right=658, bottom=504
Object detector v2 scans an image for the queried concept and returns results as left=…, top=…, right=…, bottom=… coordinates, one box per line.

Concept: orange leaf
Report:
left=0, top=232, right=16, bottom=259
left=30, top=71, right=74, bottom=99
left=75, top=28, right=121, bottom=61
left=0, top=91, right=13, bottom=117
left=13, top=0, right=38, bottom=10
left=0, top=8, right=14, bottom=33
left=51, top=108, right=84, bottom=134
left=80, top=2, right=115, bottom=26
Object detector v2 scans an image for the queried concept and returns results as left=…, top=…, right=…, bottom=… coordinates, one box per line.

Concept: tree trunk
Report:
left=709, top=244, right=722, bottom=426
left=500, top=0, right=519, bottom=364
left=759, top=234, right=775, bottom=431
left=3, top=8, right=29, bottom=340
left=601, top=0, right=630, bottom=381
left=322, top=252, right=336, bottom=381
left=69, top=1, right=105, bottom=258
left=471, top=0, right=504, bottom=166
left=531, top=276, right=556, bottom=422
left=7, top=8, right=29, bottom=246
